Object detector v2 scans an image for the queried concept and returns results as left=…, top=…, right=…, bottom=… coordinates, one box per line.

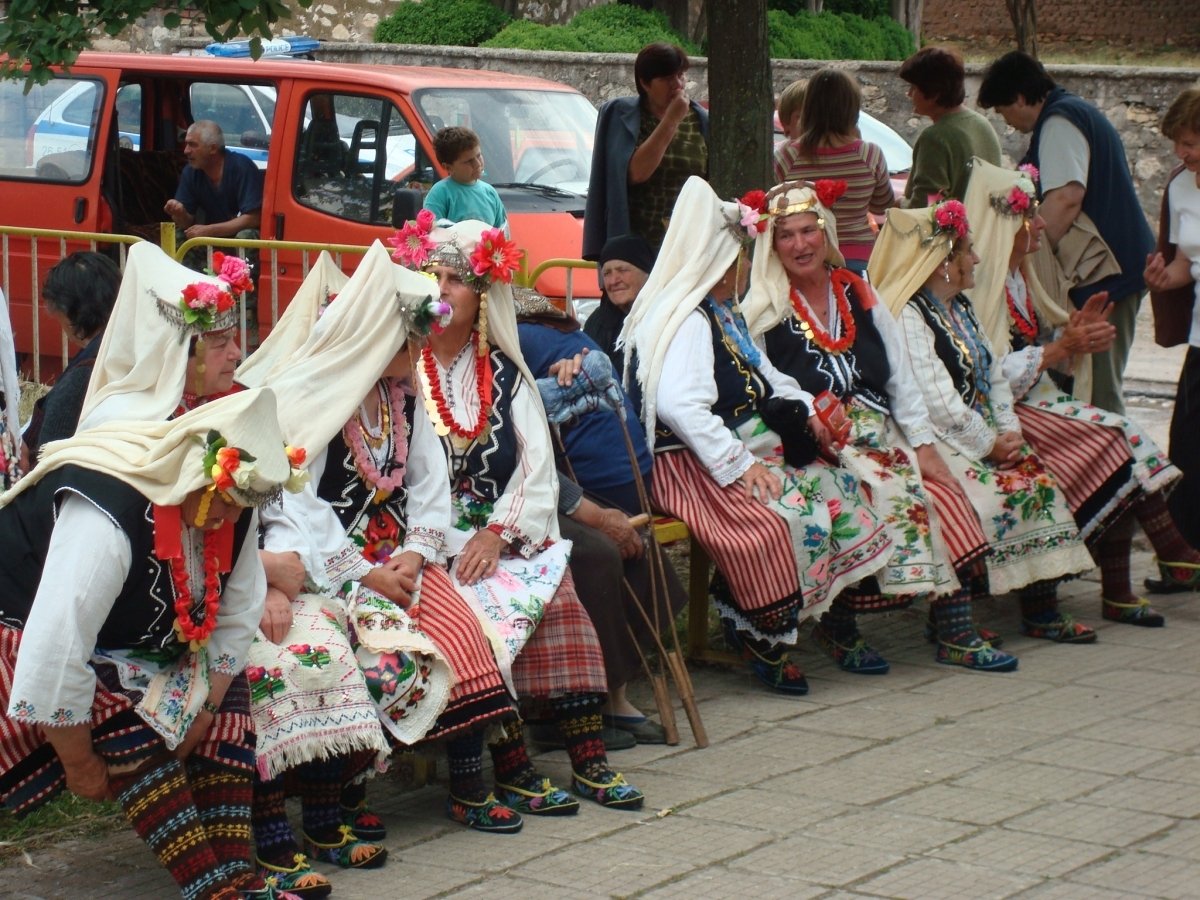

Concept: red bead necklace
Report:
left=789, top=269, right=857, bottom=354
left=421, top=330, right=494, bottom=441
left=1005, top=284, right=1039, bottom=341
left=170, top=528, right=223, bottom=648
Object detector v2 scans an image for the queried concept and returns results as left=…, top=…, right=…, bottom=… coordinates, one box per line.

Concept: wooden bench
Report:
left=652, top=517, right=739, bottom=665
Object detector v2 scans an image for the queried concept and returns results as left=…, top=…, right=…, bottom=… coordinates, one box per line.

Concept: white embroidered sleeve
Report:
left=1000, top=346, right=1044, bottom=401
left=489, top=377, right=561, bottom=557
left=206, top=511, right=268, bottom=673
left=401, top=406, right=450, bottom=564
left=872, top=302, right=935, bottom=446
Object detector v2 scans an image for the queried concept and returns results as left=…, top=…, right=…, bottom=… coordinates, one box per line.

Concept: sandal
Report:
left=811, top=621, right=889, bottom=674
left=935, top=633, right=1019, bottom=672
left=445, top=792, right=524, bottom=834
left=1102, top=597, right=1165, bottom=627
left=495, top=774, right=580, bottom=816
left=340, top=801, right=386, bottom=841
left=302, top=825, right=387, bottom=868
left=723, top=620, right=808, bottom=694
left=1020, top=612, right=1097, bottom=644
left=1152, top=558, right=1200, bottom=591
left=256, top=854, right=331, bottom=900
left=571, top=768, right=645, bottom=810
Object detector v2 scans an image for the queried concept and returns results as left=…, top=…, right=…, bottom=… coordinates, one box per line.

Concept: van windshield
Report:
left=414, top=88, right=596, bottom=196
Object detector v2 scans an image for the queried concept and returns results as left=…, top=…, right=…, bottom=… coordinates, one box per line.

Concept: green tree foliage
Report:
left=484, top=4, right=697, bottom=54
left=768, top=0, right=891, bottom=18
left=1, top=0, right=310, bottom=86
left=374, top=0, right=511, bottom=47
left=768, top=8, right=913, bottom=60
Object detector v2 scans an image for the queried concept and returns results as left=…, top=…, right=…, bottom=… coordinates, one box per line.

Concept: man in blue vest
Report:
left=978, top=51, right=1154, bottom=415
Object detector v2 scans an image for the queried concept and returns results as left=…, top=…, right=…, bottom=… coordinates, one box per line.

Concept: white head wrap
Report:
left=962, top=157, right=1076, bottom=367
left=619, top=177, right=745, bottom=449
left=868, top=204, right=966, bottom=318
left=245, top=240, right=445, bottom=456
left=743, top=180, right=846, bottom=336
left=237, top=250, right=349, bottom=388
left=80, top=242, right=240, bottom=429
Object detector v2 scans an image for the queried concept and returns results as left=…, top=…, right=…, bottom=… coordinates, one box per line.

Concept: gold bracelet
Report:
left=201, top=699, right=220, bottom=715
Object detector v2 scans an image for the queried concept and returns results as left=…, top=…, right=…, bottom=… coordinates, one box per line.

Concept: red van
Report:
left=0, top=51, right=599, bottom=371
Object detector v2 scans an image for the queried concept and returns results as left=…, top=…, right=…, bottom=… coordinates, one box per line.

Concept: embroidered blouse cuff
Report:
left=402, top=527, right=444, bottom=565
left=904, top=423, right=937, bottom=447
left=712, top=445, right=757, bottom=488
left=208, top=651, right=241, bottom=677
left=1004, top=347, right=1043, bottom=400
left=326, top=544, right=374, bottom=587
left=6, top=697, right=91, bottom=728
left=489, top=522, right=535, bottom=558
left=941, top=412, right=999, bottom=461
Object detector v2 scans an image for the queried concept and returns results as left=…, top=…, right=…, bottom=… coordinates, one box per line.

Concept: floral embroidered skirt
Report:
left=1017, top=376, right=1179, bottom=543
left=652, top=416, right=893, bottom=645
left=0, top=625, right=253, bottom=817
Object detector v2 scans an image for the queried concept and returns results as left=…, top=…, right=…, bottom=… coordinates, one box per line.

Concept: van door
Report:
left=261, top=87, right=436, bottom=330
left=0, top=71, right=113, bottom=369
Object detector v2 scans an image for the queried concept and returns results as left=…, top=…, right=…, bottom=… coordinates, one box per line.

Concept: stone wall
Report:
left=924, top=0, right=1200, bottom=48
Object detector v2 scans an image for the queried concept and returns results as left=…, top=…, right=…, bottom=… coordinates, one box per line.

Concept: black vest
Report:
left=440, top=350, right=523, bottom=504
left=764, top=272, right=891, bottom=413
left=908, top=289, right=991, bottom=412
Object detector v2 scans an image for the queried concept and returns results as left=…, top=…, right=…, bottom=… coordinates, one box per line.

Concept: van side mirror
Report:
left=392, top=186, right=424, bottom=227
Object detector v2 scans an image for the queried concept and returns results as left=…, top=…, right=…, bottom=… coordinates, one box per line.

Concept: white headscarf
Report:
left=868, top=204, right=966, bottom=318
left=245, top=240, right=445, bottom=457
left=962, top=158, right=1082, bottom=388
left=80, top=242, right=240, bottom=429
left=619, top=176, right=745, bottom=449
left=743, top=180, right=846, bottom=336
left=0, top=288, right=21, bottom=462
left=1, top=387, right=295, bottom=509
left=237, top=250, right=349, bottom=388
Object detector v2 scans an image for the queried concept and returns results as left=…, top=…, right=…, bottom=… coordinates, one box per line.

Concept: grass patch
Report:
left=0, top=794, right=123, bottom=862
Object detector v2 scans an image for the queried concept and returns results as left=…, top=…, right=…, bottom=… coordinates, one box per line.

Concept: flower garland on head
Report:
left=930, top=199, right=969, bottom=244
left=156, top=252, right=251, bottom=338
left=469, top=227, right=522, bottom=288
left=990, top=165, right=1039, bottom=218
left=388, top=209, right=437, bottom=268
left=733, top=189, right=769, bottom=242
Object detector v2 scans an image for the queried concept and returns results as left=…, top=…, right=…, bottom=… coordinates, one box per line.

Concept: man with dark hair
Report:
left=898, top=46, right=1001, bottom=204
left=978, top=50, right=1154, bottom=415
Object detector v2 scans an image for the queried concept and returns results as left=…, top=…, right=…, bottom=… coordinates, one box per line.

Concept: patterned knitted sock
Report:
left=186, top=757, right=256, bottom=887
left=553, top=693, right=610, bottom=782
left=1019, top=579, right=1060, bottom=621
left=1135, top=492, right=1200, bottom=564
left=109, top=756, right=236, bottom=900
left=447, top=729, right=487, bottom=802
left=298, top=756, right=349, bottom=844
left=964, top=560, right=990, bottom=600
left=1094, top=515, right=1136, bottom=602
left=250, top=771, right=299, bottom=867
left=487, top=720, right=538, bottom=788
left=818, top=593, right=860, bottom=643
left=930, top=590, right=976, bottom=642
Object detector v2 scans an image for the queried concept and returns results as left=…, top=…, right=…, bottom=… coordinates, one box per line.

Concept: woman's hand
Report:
left=548, top=350, right=587, bottom=387
left=63, top=752, right=111, bottom=801
left=595, top=507, right=644, bottom=560
left=259, top=587, right=294, bottom=643
left=987, top=431, right=1024, bottom=469
left=174, top=710, right=214, bottom=761
left=736, top=462, right=782, bottom=506
left=808, top=415, right=842, bottom=463
left=361, top=564, right=417, bottom=607
left=1056, top=292, right=1116, bottom=357
left=1144, top=251, right=1193, bottom=292
left=260, top=550, right=305, bottom=600
left=916, top=443, right=970, bottom=503
left=456, top=528, right=507, bottom=586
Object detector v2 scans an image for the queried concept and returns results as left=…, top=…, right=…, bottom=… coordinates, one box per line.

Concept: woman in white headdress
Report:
left=0, top=386, right=306, bottom=900
left=964, top=157, right=1199, bottom=627
left=869, top=200, right=1097, bottom=644
left=408, top=217, right=644, bottom=814
left=742, top=180, right=1017, bottom=674
left=622, top=176, right=896, bottom=694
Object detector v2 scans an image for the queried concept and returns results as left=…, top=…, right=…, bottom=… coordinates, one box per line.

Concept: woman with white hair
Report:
left=622, top=176, right=896, bottom=694
left=964, top=157, right=1200, bottom=626
left=869, top=200, right=1096, bottom=643
left=741, top=180, right=1016, bottom=673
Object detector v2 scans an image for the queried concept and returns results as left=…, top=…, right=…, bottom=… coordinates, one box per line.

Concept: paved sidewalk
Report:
left=5, top=547, right=1199, bottom=900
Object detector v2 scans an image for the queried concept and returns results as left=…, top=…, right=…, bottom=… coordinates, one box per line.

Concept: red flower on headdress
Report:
left=1006, top=185, right=1032, bottom=214
left=933, top=199, right=969, bottom=240
left=211, top=252, right=254, bottom=294
left=815, top=179, right=848, bottom=208
left=388, top=210, right=436, bottom=269
left=285, top=445, right=307, bottom=468
left=469, top=228, right=523, bottom=285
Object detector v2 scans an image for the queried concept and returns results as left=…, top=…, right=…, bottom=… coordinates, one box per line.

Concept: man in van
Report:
left=164, top=120, right=263, bottom=239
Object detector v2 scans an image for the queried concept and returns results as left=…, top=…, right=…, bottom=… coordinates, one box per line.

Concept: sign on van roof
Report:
left=204, top=36, right=320, bottom=58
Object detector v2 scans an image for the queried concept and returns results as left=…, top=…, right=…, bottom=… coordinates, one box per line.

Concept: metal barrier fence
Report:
left=2, top=224, right=595, bottom=382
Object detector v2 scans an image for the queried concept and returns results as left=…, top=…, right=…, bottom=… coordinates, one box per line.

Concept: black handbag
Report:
left=758, top=396, right=820, bottom=469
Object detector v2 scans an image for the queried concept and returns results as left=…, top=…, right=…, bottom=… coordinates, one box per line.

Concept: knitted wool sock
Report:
left=1094, top=514, right=1136, bottom=602
left=1135, top=492, right=1200, bottom=564
left=298, top=756, right=349, bottom=844
left=446, top=729, right=487, bottom=802
left=487, top=721, right=537, bottom=788
left=819, top=593, right=860, bottom=643
left=251, top=771, right=298, bottom=866
left=964, top=560, right=990, bottom=600
left=554, top=694, right=610, bottom=782
left=186, top=757, right=256, bottom=886
left=930, top=590, right=976, bottom=642
left=1019, top=579, right=1060, bottom=621
left=109, top=756, right=235, bottom=900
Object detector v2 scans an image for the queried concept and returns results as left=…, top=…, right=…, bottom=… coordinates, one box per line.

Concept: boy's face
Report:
left=447, top=145, right=484, bottom=184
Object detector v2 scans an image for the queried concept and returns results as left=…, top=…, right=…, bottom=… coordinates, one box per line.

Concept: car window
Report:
left=294, top=91, right=432, bottom=226
left=0, top=77, right=103, bottom=183
left=188, top=81, right=273, bottom=164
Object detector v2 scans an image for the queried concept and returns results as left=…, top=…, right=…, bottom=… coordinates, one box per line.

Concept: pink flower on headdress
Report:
left=1018, top=163, right=1040, bottom=184
left=388, top=212, right=436, bottom=269
left=211, top=252, right=254, bottom=294
left=933, top=199, right=969, bottom=240
left=1007, top=185, right=1032, bottom=214
left=182, top=280, right=235, bottom=314
left=469, top=228, right=523, bottom=285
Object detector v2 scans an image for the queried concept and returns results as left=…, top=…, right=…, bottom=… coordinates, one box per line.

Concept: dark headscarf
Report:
left=586, top=234, right=656, bottom=370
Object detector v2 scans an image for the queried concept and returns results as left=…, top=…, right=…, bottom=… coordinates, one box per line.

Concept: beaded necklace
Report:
left=920, top=288, right=992, bottom=405
left=420, top=330, right=493, bottom=442
left=343, top=379, right=410, bottom=494
left=788, top=270, right=857, bottom=355
left=171, top=529, right=222, bottom=649
left=704, top=296, right=761, bottom=367
left=1005, top=273, right=1038, bottom=342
